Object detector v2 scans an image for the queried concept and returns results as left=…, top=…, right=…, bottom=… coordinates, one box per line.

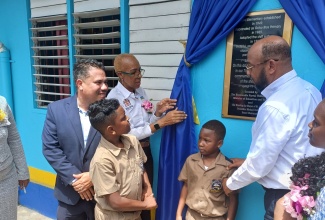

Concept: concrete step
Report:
left=18, top=205, right=54, bottom=220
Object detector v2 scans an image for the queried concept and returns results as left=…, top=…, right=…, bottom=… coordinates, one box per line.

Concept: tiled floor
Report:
left=17, top=205, right=54, bottom=220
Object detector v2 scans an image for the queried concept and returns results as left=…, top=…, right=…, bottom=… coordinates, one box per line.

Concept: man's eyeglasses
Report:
left=118, top=68, right=145, bottom=77
left=245, top=59, right=279, bottom=71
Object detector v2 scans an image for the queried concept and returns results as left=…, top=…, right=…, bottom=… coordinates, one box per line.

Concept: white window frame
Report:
left=31, top=15, right=71, bottom=108
left=73, top=8, right=121, bottom=90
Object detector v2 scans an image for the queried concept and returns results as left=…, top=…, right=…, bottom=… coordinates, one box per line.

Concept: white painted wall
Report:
left=129, top=0, right=191, bottom=102
left=30, top=0, right=120, bottom=17
left=129, top=0, right=172, bottom=5
left=74, top=0, right=120, bottom=13
left=31, top=0, right=67, bottom=17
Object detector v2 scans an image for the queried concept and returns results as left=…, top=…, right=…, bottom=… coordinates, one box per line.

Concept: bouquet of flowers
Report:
left=284, top=154, right=325, bottom=219
left=141, top=100, right=154, bottom=114
left=284, top=181, right=316, bottom=219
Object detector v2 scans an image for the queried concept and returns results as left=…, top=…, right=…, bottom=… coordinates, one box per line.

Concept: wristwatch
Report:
left=154, top=123, right=160, bottom=130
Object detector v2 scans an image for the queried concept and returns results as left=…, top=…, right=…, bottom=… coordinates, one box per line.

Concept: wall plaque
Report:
left=222, top=9, right=293, bottom=120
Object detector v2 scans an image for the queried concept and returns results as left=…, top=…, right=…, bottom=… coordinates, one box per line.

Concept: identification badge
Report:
left=123, top=98, right=134, bottom=111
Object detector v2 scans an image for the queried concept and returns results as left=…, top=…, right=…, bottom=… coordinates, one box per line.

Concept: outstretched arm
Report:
left=150, top=108, right=187, bottom=132
left=128, top=106, right=187, bottom=140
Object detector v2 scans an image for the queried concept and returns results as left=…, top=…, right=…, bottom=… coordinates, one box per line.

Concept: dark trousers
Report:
left=263, top=187, right=289, bottom=220
left=141, top=146, right=154, bottom=220
left=57, top=199, right=95, bottom=220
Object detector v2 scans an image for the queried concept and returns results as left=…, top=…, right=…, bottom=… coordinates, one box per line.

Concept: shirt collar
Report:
left=116, top=81, right=141, bottom=99
left=78, top=108, right=88, bottom=116
left=261, top=69, right=297, bottom=99
left=191, top=152, right=228, bottom=167
left=100, top=134, right=135, bottom=157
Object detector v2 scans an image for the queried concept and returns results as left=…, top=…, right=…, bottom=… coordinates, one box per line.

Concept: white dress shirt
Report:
left=78, top=107, right=90, bottom=147
left=227, top=70, right=324, bottom=190
left=107, top=82, right=161, bottom=140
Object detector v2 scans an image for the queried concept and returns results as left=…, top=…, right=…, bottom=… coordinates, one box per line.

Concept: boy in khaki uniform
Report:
left=89, top=98, right=157, bottom=220
left=176, top=120, right=238, bottom=220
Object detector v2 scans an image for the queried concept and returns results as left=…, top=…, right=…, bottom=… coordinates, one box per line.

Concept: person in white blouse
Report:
left=221, top=36, right=324, bottom=220
left=107, top=53, right=187, bottom=220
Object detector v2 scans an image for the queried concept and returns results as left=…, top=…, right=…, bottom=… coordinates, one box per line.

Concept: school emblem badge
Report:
left=210, top=179, right=222, bottom=193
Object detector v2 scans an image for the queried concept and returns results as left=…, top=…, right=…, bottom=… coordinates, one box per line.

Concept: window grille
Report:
left=31, top=15, right=70, bottom=108
left=73, top=8, right=120, bottom=91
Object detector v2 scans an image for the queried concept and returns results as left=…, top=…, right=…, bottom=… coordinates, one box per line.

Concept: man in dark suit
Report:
left=42, top=59, right=108, bottom=220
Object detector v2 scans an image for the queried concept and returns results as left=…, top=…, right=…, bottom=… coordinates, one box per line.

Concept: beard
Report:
left=253, top=69, right=268, bottom=92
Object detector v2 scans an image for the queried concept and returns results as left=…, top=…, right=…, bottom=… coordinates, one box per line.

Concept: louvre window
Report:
left=31, top=15, right=70, bottom=108
left=30, top=7, right=122, bottom=108
left=73, top=8, right=120, bottom=91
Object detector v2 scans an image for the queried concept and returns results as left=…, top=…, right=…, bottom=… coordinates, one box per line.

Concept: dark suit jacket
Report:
left=42, top=95, right=101, bottom=205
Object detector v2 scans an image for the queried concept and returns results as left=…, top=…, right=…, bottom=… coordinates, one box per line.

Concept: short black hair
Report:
left=73, top=58, right=105, bottom=83
left=202, top=119, right=226, bottom=140
left=261, top=40, right=291, bottom=61
left=88, top=98, right=120, bottom=132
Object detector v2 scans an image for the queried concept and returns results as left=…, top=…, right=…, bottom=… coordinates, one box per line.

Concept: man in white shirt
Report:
left=222, top=35, right=324, bottom=220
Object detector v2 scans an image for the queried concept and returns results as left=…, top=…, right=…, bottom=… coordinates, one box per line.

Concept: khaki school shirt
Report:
left=89, top=134, right=147, bottom=220
left=178, top=152, right=235, bottom=218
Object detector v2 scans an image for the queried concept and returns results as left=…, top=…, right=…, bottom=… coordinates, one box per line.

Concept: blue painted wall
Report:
left=0, top=0, right=51, bottom=172
left=0, top=0, right=56, bottom=217
left=188, top=1, right=325, bottom=220
left=1, top=0, right=325, bottom=219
